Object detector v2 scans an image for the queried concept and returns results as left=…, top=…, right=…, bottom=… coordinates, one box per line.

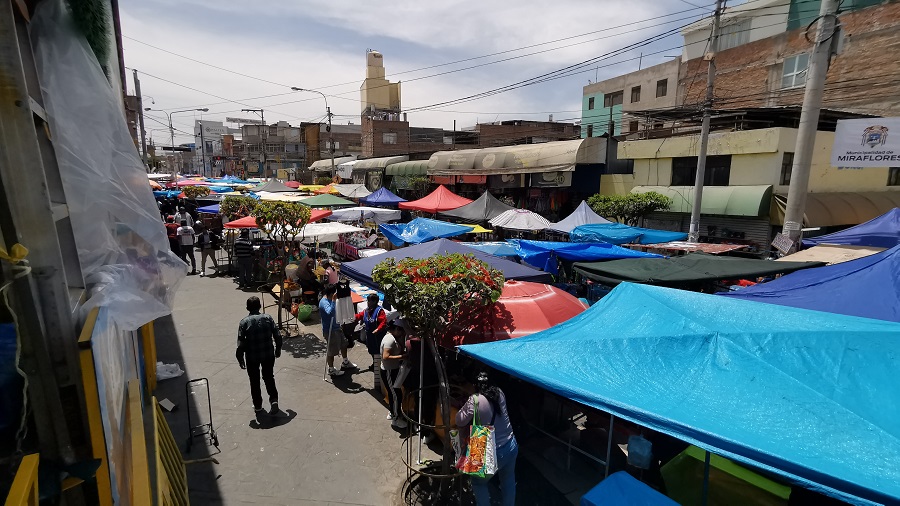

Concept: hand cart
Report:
left=185, top=378, right=219, bottom=453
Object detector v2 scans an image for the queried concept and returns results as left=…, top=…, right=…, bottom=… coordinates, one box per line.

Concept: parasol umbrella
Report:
left=149, top=179, right=162, bottom=190
left=437, top=280, right=587, bottom=348
left=284, top=181, right=301, bottom=189
left=314, top=183, right=340, bottom=194
left=489, top=209, right=551, bottom=232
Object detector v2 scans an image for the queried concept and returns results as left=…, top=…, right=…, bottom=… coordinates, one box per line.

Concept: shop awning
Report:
left=385, top=160, right=429, bottom=176
left=308, top=156, right=357, bottom=171
left=427, top=138, right=604, bottom=176
left=354, top=155, right=409, bottom=170
left=773, top=192, right=900, bottom=227
left=631, top=185, right=773, bottom=217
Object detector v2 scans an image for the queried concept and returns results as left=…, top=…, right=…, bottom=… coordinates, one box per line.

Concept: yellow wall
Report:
left=605, top=127, right=894, bottom=196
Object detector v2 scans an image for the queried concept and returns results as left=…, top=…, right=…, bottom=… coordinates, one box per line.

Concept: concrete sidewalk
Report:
left=153, top=273, right=434, bottom=505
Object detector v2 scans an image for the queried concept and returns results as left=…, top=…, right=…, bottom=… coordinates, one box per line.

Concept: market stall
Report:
left=327, top=206, right=402, bottom=224
left=722, top=245, right=900, bottom=322
left=802, top=207, right=900, bottom=248
left=438, top=190, right=513, bottom=222
left=359, top=187, right=406, bottom=208
left=489, top=209, right=551, bottom=232
left=332, top=183, right=372, bottom=199
left=460, top=282, right=900, bottom=505
left=379, top=218, right=473, bottom=247
left=399, top=185, right=471, bottom=213
left=571, top=223, right=688, bottom=245
left=297, top=193, right=355, bottom=208
left=547, top=201, right=611, bottom=234
left=510, top=239, right=662, bottom=274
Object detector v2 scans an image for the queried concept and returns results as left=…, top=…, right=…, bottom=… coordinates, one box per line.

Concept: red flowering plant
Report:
left=372, top=253, right=504, bottom=475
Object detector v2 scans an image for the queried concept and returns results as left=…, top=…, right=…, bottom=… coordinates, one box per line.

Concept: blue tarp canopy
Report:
left=460, top=283, right=900, bottom=505
left=153, top=190, right=181, bottom=198
left=581, top=472, right=678, bottom=506
left=340, top=238, right=552, bottom=288
left=803, top=208, right=900, bottom=248
left=463, top=242, right=519, bottom=258
left=207, top=176, right=250, bottom=185
left=512, top=239, right=662, bottom=274
left=197, top=204, right=220, bottom=214
left=721, top=245, right=900, bottom=322
left=379, top=218, right=473, bottom=246
left=571, top=223, right=688, bottom=245
left=359, top=187, right=407, bottom=207
left=207, top=186, right=233, bottom=193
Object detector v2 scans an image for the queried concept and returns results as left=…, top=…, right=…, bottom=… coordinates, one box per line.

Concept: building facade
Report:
left=240, top=121, right=306, bottom=178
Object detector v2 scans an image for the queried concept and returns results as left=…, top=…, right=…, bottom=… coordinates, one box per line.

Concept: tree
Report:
left=253, top=201, right=312, bottom=331
left=407, top=176, right=432, bottom=200
left=587, top=192, right=672, bottom=226
left=315, top=176, right=333, bottom=186
left=372, top=254, right=504, bottom=481
left=220, top=195, right=258, bottom=220
left=182, top=185, right=211, bottom=199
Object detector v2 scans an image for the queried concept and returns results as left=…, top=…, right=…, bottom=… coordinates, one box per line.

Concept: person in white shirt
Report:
left=176, top=220, right=197, bottom=274
left=174, top=206, right=194, bottom=228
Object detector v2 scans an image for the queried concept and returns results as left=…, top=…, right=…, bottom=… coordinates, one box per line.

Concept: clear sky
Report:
left=120, top=0, right=715, bottom=145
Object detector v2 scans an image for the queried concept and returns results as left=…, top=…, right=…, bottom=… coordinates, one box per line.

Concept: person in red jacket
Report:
left=164, top=216, right=179, bottom=253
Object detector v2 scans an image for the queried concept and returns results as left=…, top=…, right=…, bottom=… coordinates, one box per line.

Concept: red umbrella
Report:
left=438, top=280, right=588, bottom=347
left=223, top=209, right=333, bottom=228
left=284, top=181, right=301, bottom=189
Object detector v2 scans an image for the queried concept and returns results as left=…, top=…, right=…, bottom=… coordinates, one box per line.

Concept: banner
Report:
left=831, top=118, right=900, bottom=167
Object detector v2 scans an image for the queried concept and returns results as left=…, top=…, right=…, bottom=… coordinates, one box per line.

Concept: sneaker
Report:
left=199, top=271, right=205, bottom=277
left=391, top=418, right=408, bottom=429
left=386, top=413, right=394, bottom=420
left=328, top=367, right=345, bottom=377
left=341, top=359, right=358, bottom=370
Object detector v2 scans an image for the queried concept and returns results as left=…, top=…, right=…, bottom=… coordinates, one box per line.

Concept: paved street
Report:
left=153, top=272, right=435, bottom=505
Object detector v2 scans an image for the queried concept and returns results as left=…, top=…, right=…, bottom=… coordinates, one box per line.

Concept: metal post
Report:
left=327, top=106, right=335, bottom=180
left=702, top=450, right=712, bottom=506
left=688, top=0, right=723, bottom=243
left=782, top=0, right=840, bottom=246
left=416, top=339, right=425, bottom=464
left=168, top=112, right=176, bottom=179
left=604, top=414, right=615, bottom=478
left=133, top=70, right=148, bottom=169
left=199, top=121, right=207, bottom=177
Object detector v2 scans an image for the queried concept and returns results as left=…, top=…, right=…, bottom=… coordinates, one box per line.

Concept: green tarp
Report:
left=298, top=194, right=355, bottom=208
left=573, top=252, right=822, bottom=286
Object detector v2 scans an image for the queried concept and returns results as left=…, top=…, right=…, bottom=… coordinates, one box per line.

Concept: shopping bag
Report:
left=456, top=396, right=497, bottom=478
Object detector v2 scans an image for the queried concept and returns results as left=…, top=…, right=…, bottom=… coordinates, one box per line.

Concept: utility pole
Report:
left=327, top=106, right=335, bottom=180
left=133, top=69, right=148, bottom=169
left=782, top=0, right=840, bottom=247
left=688, top=0, right=723, bottom=243
left=199, top=121, right=207, bottom=177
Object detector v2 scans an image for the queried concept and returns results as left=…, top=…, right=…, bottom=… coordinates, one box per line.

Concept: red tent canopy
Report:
left=399, top=185, right=472, bottom=213
left=223, top=209, right=332, bottom=229
left=437, top=280, right=588, bottom=347
left=283, top=181, right=301, bottom=189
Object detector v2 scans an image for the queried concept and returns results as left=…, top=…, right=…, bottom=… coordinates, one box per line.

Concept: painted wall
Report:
left=601, top=127, right=893, bottom=195
left=581, top=92, right=621, bottom=137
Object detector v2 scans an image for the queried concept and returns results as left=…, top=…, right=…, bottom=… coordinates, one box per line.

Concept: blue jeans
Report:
left=471, top=438, right=518, bottom=506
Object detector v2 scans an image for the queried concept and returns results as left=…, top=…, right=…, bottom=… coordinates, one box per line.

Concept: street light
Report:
left=291, top=87, right=334, bottom=179
left=145, top=107, right=208, bottom=179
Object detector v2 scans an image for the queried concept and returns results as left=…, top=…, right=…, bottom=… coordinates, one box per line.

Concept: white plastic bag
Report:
left=156, top=362, right=184, bottom=381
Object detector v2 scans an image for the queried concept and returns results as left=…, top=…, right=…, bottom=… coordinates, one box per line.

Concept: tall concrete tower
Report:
left=360, top=50, right=401, bottom=119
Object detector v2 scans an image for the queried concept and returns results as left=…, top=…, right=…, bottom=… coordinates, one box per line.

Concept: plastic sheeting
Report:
left=327, top=206, right=402, bottom=224
left=512, top=240, right=662, bottom=274
left=32, top=1, right=184, bottom=330
left=399, top=185, right=472, bottom=213
left=489, top=209, right=551, bottom=231
left=581, top=472, right=678, bottom=506
left=460, top=283, right=900, bottom=505
left=548, top=201, right=611, bottom=233
left=721, top=245, right=900, bottom=322
left=197, top=204, right=220, bottom=214
left=359, top=187, right=406, bottom=207
left=571, top=223, right=688, bottom=245
left=802, top=208, right=900, bottom=248
left=379, top=218, right=473, bottom=246
left=463, top=242, right=519, bottom=258
left=574, top=252, right=821, bottom=286
left=439, top=191, right=514, bottom=221
left=340, top=238, right=552, bottom=288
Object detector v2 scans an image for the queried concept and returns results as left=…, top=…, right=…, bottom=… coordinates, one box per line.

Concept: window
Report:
left=780, top=152, right=794, bottom=186
left=889, top=167, right=900, bottom=186
left=603, top=91, right=623, bottom=108
left=782, top=54, right=809, bottom=89
left=588, top=97, right=595, bottom=110
left=671, top=155, right=732, bottom=186
left=718, top=19, right=751, bottom=51
left=656, top=79, right=668, bottom=98
left=629, top=120, right=639, bottom=132
left=382, top=132, right=398, bottom=145
left=630, top=86, right=641, bottom=103
left=586, top=124, right=594, bottom=137
left=326, top=140, right=340, bottom=150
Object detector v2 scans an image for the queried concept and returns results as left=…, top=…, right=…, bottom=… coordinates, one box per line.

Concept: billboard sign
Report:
left=831, top=117, right=900, bottom=167
left=225, top=117, right=264, bottom=125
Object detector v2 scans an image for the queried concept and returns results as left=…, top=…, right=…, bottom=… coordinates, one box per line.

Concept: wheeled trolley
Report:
left=185, top=378, right=219, bottom=453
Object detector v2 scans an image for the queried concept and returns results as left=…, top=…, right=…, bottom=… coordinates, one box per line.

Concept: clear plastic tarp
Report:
left=32, top=1, right=185, bottom=330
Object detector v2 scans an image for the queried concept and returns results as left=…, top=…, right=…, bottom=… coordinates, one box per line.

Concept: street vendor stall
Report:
left=379, top=218, right=473, bottom=246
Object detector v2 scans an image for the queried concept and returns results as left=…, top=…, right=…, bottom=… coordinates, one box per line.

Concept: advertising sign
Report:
left=225, top=117, right=264, bottom=125
left=529, top=171, right=573, bottom=188
left=831, top=117, right=900, bottom=167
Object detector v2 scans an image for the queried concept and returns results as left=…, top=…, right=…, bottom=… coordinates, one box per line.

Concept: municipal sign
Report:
left=831, top=117, right=900, bottom=167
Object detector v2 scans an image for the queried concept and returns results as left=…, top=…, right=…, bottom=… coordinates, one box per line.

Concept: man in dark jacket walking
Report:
left=236, top=296, right=282, bottom=414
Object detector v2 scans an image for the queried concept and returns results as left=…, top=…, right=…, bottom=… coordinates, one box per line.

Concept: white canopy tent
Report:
left=269, top=222, right=365, bottom=243
left=256, top=191, right=310, bottom=202
left=332, top=183, right=372, bottom=199
left=548, top=201, right=611, bottom=233
left=489, top=209, right=551, bottom=231
left=327, top=206, right=402, bottom=224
